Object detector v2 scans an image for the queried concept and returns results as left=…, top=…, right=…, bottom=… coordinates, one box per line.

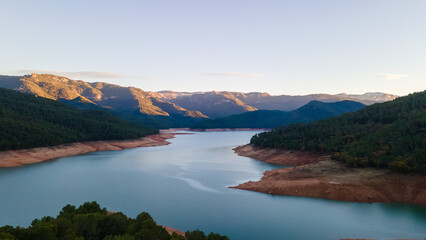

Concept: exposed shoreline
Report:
left=160, top=128, right=270, bottom=132
left=233, top=145, right=329, bottom=166
left=190, top=128, right=270, bottom=132
left=162, top=226, right=185, bottom=237
left=0, top=132, right=189, bottom=168
left=231, top=145, right=426, bottom=205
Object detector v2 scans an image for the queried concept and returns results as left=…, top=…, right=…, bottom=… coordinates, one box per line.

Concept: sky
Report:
left=0, top=0, right=425, bottom=96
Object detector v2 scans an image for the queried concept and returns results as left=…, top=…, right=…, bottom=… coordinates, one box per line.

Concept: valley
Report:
left=0, top=74, right=397, bottom=128
left=0, top=74, right=423, bottom=240
left=0, top=131, right=425, bottom=240
left=2, top=1, right=424, bottom=239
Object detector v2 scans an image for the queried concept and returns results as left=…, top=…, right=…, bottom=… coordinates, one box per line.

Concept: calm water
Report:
left=0, top=131, right=425, bottom=240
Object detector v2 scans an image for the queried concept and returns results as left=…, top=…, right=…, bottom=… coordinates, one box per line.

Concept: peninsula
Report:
left=231, top=91, right=426, bottom=205
left=232, top=145, right=426, bottom=205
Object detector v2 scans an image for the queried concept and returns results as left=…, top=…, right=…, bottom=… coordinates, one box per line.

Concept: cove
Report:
left=0, top=131, right=425, bottom=240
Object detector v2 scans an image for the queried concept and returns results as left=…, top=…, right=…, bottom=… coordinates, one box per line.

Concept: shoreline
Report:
left=231, top=145, right=426, bottom=205
left=162, top=226, right=185, bottom=237
left=233, top=145, right=329, bottom=166
left=190, top=128, right=270, bottom=132
left=0, top=132, right=189, bottom=168
left=160, top=128, right=270, bottom=132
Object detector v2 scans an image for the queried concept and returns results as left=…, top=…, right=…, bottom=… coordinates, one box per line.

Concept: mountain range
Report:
left=0, top=74, right=398, bottom=128
left=153, top=90, right=397, bottom=117
left=0, top=74, right=207, bottom=128
left=192, top=100, right=366, bottom=129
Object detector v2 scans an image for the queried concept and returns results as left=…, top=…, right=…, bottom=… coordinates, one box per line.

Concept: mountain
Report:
left=0, top=74, right=398, bottom=124
left=158, top=91, right=258, bottom=118
left=192, top=100, right=366, bottom=129
left=154, top=90, right=398, bottom=116
left=0, top=87, right=158, bottom=151
left=0, top=74, right=207, bottom=128
left=250, top=91, right=426, bottom=173
left=239, top=92, right=397, bottom=111
left=149, top=90, right=196, bottom=100
left=336, top=92, right=398, bottom=105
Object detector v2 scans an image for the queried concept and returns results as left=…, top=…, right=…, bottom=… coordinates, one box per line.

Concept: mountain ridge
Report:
left=154, top=90, right=398, bottom=116
left=0, top=87, right=158, bottom=151
left=0, top=73, right=207, bottom=118
left=0, top=73, right=398, bottom=122
left=0, top=74, right=209, bottom=128
left=192, top=100, right=366, bottom=129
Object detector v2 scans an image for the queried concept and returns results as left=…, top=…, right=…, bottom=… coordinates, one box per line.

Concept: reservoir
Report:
left=0, top=131, right=425, bottom=239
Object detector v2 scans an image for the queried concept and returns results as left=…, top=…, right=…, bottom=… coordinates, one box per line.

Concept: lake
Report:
left=0, top=131, right=425, bottom=240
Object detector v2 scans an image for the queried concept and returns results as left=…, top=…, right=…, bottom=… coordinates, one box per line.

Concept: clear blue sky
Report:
left=1, top=0, right=425, bottom=96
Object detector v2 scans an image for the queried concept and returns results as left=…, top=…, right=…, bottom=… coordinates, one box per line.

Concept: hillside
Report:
left=0, top=88, right=158, bottom=151
left=164, top=91, right=258, bottom=118
left=0, top=74, right=398, bottom=122
left=250, top=91, right=426, bottom=173
left=192, top=100, right=366, bottom=129
left=239, top=92, right=397, bottom=111
left=0, top=74, right=398, bottom=125
left=0, top=74, right=207, bottom=128
left=155, top=90, right=397, bottom=114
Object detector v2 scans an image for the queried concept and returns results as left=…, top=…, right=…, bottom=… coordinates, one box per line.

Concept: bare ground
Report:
left=232, top=145, right=426, bottom=205
left=0, top=133, right=190, bottom=168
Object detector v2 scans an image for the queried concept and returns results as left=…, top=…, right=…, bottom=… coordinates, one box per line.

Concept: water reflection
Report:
left=0, top=131, right=425, bottom=240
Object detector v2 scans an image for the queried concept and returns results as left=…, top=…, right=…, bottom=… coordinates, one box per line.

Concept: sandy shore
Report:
left=232, top=145, right=426, bottom=205
left=0, top=133, right=189, bottom=168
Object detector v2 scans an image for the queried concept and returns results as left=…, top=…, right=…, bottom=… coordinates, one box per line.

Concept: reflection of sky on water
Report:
left=0, top=131, right=425, bottom=240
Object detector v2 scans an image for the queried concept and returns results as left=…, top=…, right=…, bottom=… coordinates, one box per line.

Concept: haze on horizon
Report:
left=0, top=0, right=425, bottom=96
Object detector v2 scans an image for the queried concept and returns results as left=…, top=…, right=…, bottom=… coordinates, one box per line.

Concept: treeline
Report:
left=191, top=100, right=365, bottom=129
left=250, top=91, right=426, bottom=173
left=0, top=201, right=229, bottom=240
left=0, top=88, right=158, bottom=151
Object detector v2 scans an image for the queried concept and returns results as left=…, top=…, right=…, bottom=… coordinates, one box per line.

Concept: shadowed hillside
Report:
left=0, top=74, right=207, bottom=128
left=0, top=88, right=158, bottom=151
left=250, top=91, right=426, bottom=173
left=164, top=91, right=258, bottom=118
left=0, top=74, right=398, bottom=127
left=192, top=100, right=366, bottom=129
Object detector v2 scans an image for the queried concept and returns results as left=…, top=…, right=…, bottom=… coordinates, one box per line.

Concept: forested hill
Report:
left=0, top=201, right=229, bottom=240
left=250, top=91, right=426, bottom=173
left=0, top=88, right=158, bottom=151
left=191, top=100, right=366, bottom=129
